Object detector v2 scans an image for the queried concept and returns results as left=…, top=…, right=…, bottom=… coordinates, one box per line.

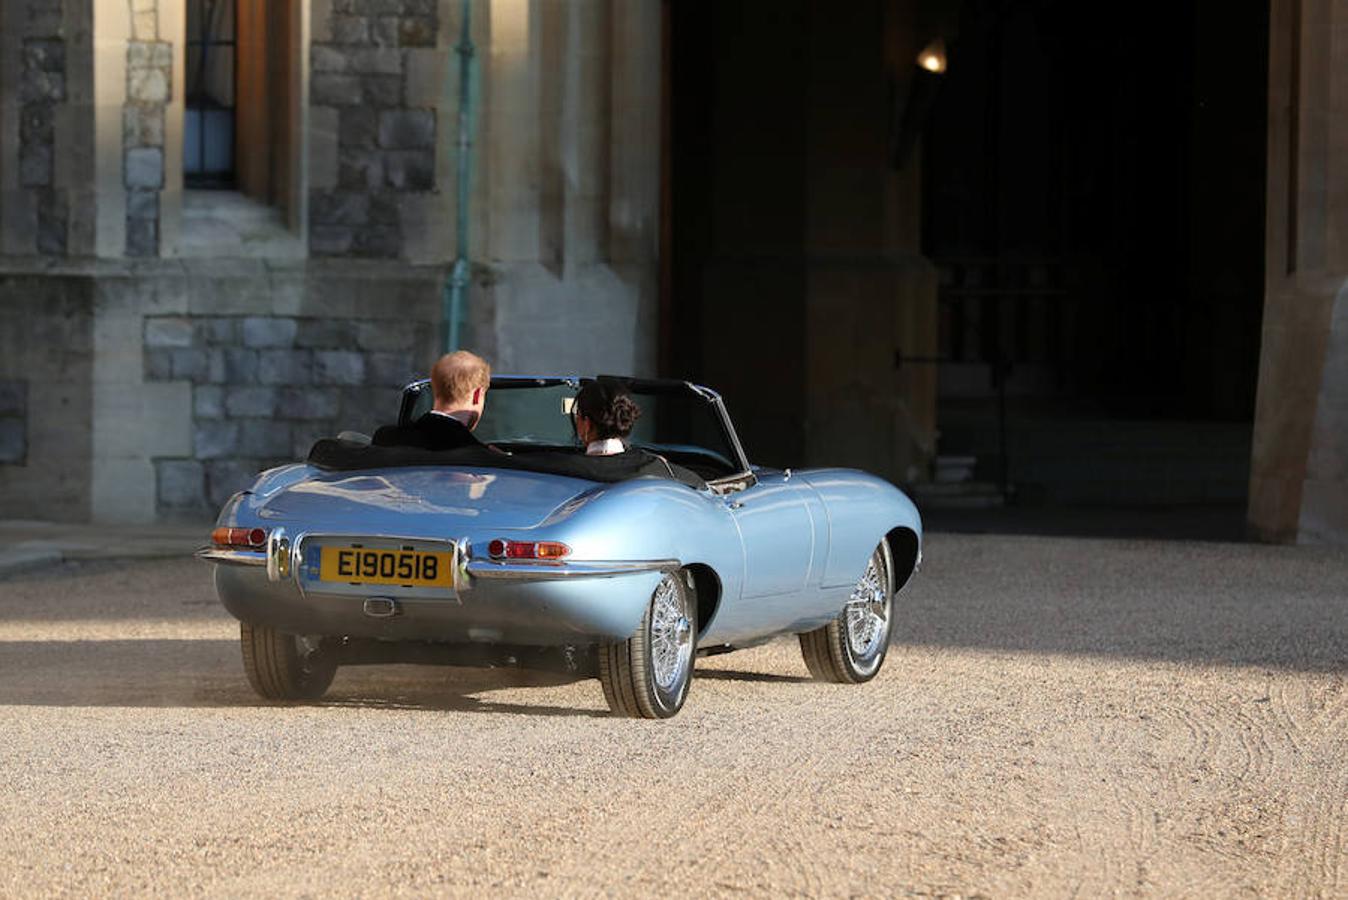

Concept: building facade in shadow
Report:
left=0, top=0, right=1344, bottom=544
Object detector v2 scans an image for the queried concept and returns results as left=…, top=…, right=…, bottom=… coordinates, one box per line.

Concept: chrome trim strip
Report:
left=196, top=547, right=266, bottom=567
left=465, top=558, right=678, bottom=581
left=266, top=527, right=290, bottom=582
left=709, top=394, right=753, bottom=477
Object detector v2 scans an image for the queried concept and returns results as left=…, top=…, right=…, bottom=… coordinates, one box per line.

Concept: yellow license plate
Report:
left=319, top=547, right=455, bottom=588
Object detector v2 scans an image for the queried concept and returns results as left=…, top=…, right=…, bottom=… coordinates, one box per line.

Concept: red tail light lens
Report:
left=212, top=527, right=268, bottom=549
left=487, top=539, right=570, bottom=560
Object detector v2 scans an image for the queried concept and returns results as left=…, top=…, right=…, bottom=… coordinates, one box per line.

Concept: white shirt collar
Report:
left=429, top=409, right=474, bottom=427
left=585, top=438, right=626, bottom=456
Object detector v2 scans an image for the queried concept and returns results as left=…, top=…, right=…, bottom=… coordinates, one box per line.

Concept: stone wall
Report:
left=0, top=380, right=25, bottom=465
left=92, top=260, right=444, bottom=520
left=309, top=0, right=440, bottom=259
left=0, top=273, right=93, bottom=520
left=123, top=0, right=169, bottom=257
left=17, top=4, right=69, bottom=255
left=1249, top=0, right=1348, bottom=543
left=143, top=310, right=430, bottom=514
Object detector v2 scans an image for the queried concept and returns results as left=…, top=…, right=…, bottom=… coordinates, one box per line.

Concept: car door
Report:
left=725, top=470, right=817, bottom=612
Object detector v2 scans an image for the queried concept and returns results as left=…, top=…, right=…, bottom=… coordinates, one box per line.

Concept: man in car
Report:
left=372, top=350, right=491, bottom=451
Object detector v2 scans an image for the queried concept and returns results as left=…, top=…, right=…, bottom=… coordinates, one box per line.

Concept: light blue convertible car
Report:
left=199, top=376, right=922, bottom=718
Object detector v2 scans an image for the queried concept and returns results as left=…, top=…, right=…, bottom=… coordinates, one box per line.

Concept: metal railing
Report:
left=898, top=258, right=1069, bottom=500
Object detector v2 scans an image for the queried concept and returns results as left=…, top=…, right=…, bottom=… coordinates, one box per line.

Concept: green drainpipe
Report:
left=444, top=0, right=476, bottom=353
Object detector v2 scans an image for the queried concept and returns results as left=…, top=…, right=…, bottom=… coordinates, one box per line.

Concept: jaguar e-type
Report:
left=198, top=376, right=923, bottom=718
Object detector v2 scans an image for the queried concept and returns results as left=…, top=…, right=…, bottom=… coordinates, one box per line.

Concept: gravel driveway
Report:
left=1, top=534, right=1344, bottom=897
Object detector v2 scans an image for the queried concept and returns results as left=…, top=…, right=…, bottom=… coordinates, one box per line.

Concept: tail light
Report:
left=212, top=526, right=268, bottom=549
left=487, top=539, right=570, bottom=561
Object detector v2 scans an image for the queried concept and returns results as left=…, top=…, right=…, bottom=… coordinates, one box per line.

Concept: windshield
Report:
left=402, top=377, right=746, bottom=479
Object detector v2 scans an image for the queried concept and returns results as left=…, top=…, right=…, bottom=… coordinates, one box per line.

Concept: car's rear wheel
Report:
left=598, top=571, right=695, bottom=718
left=240, top=623, right=337, bottom=701
left=799, top=540, right=894, bottom=683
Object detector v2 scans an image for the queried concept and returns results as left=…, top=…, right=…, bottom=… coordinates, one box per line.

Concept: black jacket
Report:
left=372, top=413, right=481, bottom=452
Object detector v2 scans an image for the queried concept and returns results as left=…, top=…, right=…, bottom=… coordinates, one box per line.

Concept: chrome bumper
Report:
left=195, top=545, right=677, bottom=582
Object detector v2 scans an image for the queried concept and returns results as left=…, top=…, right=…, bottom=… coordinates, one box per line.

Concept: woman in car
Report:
left=573, top=379, right=641, bottom=455
left=571, top=380, right=704, bottom=488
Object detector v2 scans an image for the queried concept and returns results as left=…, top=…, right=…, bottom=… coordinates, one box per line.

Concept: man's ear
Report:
left=472, top=387, right=483, bottom=404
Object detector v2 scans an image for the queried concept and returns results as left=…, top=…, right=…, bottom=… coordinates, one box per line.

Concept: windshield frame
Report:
left=396, top=374, right=755, bottom=486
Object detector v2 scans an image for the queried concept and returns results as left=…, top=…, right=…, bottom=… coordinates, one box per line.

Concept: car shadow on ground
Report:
left=694, top=668, right=811, bottom=684
left=0, top=638, right=611, bottom=717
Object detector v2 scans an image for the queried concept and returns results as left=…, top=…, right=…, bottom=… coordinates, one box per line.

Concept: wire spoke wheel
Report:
left=843, top=553, right=889, bottom=664
left=799, top=540, right=895, bottom=684
left=599, top=570, right=696, bottom=718
left=649, top=574, right=694, bottom=692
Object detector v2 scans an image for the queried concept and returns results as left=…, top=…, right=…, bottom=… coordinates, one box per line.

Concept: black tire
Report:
left=799, top=540, right=894, bottom=684
left=240, top=622, right=336, bottom=701
left=599, top=571, right=695, bottom=719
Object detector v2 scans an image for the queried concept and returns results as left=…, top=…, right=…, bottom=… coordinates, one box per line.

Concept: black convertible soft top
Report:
left=306, top=438, right=706, bottom=490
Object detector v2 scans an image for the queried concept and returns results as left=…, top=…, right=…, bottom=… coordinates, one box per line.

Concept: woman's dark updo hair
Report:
left=574, top=379, right=642, bottom=440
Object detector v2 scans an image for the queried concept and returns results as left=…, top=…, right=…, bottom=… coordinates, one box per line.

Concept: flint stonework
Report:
left=367, top=352, right=418, bottom=387
left=224, top=387, right=278, bottom=418
left=384, top=150, right=435, bottom=190
left=223, top=348, right=260, bottom=383
left=19, top=32, right=68, bottom=255
left=144, top=349, right=174, bottom=381
left=125, top=218, right=158, bottom=258
left=314, top=351, right=367, bottom=385
left=356, top=320, right=415, bottom=352
left=170, top=348, right=210, bottom=382
left=0, top=420, right=25, bottom=465
left=194, top=386, right=226, bottom=419
left=125, top=147, right=165, bottom=190
left=296, top=319, right=356, bottom=348
left=193, top=318, right=238, bottom=347
left=126, top=189, right=160, bottom=221
left=123, top=106, right=165, bottom=146
left=157, top=460, right=206, bottom=509
left=371, top=17, right=400, bottom=46
left=279, top=387, right=342, bottom=421
left=378, top=110, right=435, bottom=149
left=239, top=420, right=292, bottom=457
left=205, top=460, right=259, bottom=508
left=330, top=15, right=372, bottom=44
left=258, top=349, right=314, bottom=386
left=398, top=17, right=436, bottom=47
left=242, top=316, right=299, bottom=349
left=312, top=73, right=364, bottom=107
left=145, top=316, right=194, bottom=348
left=194, top=421, right=240, bottom=459
left=0, top=383, right=26, bottom=417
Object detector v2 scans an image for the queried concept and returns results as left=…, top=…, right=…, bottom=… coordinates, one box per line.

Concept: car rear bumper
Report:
left=204, top=544, right=669, bottom=644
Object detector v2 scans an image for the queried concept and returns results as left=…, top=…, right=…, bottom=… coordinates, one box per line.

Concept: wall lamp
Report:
left=891, top=38, right=950, bottom=169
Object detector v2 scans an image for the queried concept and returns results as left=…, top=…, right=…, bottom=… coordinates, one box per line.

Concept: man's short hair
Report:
left=431, top=351, right=491, bottom=406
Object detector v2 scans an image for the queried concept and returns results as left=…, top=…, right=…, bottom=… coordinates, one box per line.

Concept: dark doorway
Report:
left=666, top=0, right=1271, bottom=539
left=920, top=0, right=1269, bottom=530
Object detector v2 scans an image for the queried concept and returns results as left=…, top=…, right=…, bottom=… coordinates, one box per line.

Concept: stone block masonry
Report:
left=18, top=9, right=70, bottom=256
left=124, top=3, right=169, bottom=257
left=310, top=0, right=441, bottom=259
left=144, top=312, right=430, bottom=514
left=0, top=381, right=27, bottom=465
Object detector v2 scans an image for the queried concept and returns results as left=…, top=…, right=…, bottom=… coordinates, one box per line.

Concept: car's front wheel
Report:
left=240, top=623, right=337, bottom=701
left=598, top=571, right=695, bottom=718
left=799, top=540, right=895, bottom=683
